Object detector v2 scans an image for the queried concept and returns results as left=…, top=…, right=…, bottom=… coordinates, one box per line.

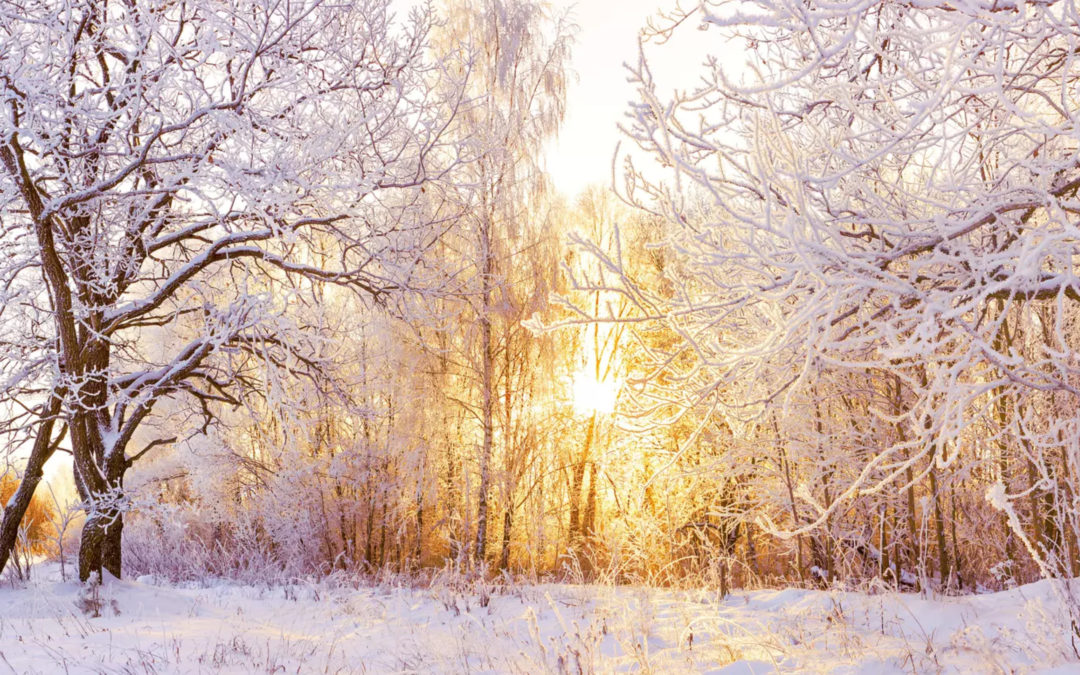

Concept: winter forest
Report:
left=3, top=0, right=1080, bottom=672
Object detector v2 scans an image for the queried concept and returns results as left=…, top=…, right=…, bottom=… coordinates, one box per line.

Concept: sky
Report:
left=545, top=0, right=721, bottom=197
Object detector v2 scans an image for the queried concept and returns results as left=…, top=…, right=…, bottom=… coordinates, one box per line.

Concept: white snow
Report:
left=0, top=564, right=1075, bottom=673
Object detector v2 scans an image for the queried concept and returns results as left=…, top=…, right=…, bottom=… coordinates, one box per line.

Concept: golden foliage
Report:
left=0, top=473, right=57, bottom=555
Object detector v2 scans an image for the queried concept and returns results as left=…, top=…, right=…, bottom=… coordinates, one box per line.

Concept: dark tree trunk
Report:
left=499, top=507, right=513, bottom=570
left=364, top=487, right=375, bottom=566
left=0, top=396, right=63, bottom=577
left=78, top=455, right=126, bottom=583
left=929, top=462, right=950, bottom=590
left=78, top=511, right=124, bottom=583
left=880, top=504, right=892, bottom=585
left=743, top=520, right=760, bottom=577
left=905, top=464, right=921, bottom=583
left=568, top=413, right=596, bottom=542
left=950, top=487, right=962, bottom=590
left=103, top=511, right=124, bottom=579
left=415, top=501, right=424, bottom=565
left=378, top=510, right=388, bottom=568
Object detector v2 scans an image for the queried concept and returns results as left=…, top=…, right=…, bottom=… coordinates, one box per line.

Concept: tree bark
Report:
left=568, top=413, right=596, bottom=542
left=78, top=452, right=126, bottom=583
left=929, top=461, right=951, bottom=590
left=73, top=333, right=123, bottom=583
left=583, top=461, right=598, bottom=536
left=499, top=507, right=513, bottom=570
left=0, top=396, right=63, bottom=577
left=475, top=213, right=495, bottom=566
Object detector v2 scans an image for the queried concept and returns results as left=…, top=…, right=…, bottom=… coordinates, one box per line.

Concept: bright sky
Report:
left=545, top=0, right=725, bottom=196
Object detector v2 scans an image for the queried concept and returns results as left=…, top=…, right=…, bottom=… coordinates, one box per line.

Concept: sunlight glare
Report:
left=571, top=373, right=618, bottom=416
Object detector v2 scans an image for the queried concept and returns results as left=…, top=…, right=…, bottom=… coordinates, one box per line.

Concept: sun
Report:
left=571, top=371, right=619, bottom=416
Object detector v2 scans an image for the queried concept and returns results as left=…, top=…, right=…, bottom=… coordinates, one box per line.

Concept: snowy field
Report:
left=0, top=566, right=1077, bottom=674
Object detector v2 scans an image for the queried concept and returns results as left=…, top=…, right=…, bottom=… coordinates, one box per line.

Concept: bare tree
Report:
left=433, top=0, right=573, bottom=566
left=0, top=0, right=465, bottom=582
left=560, top=0, right=1080, bottom=592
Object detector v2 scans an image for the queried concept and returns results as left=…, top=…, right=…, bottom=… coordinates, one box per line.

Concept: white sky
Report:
left=545, top=0, right=725, bottom=196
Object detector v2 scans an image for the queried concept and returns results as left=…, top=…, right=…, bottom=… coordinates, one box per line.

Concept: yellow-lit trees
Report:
left=431, top=0, right=573, bottom=566
left=605, top=0, right=1080, bottom=597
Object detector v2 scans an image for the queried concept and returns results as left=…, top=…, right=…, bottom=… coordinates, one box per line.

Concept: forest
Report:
left=2, top=0, right=1080, bottom=672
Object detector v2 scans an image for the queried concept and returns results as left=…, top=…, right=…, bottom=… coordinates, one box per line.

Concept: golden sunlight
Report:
left=571, top=370, right=619, bottom=416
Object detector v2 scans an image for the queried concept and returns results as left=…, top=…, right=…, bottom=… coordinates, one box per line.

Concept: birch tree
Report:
left=434, top=0, right=572, bottom=565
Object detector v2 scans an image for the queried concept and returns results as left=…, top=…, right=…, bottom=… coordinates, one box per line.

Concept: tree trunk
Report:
left=4, top=132, right=126, bottom=582
left=415, top=500, right=424, bottom=565
left=74, top=336, right=123, bottom=583
left=364, top=491, right=375, bottom=567
left=879, top=504, right=891, bottom=585
left=744, top=521, right=760, bottom=578
left=892, top=374, right=922, bottom=588
left=929, top=461, right=950, bottom=590
left=499, top=507, right=513, bottom=570
left=378, top=510, right=388, bottom=568
left=0, top=396, right=63, bottom=577
left=778, top=439, right=805, bottom=581
left=905, top=464, right=920, bottom=583
left=568, top=413, right=596, bottom=542
left=583, top=461, right=598, bottom=536
left=474, top=214, right=495, bottom=566
left=949, top=486, right=962, bottom=590
left=78, top=452, right=126, bottom=583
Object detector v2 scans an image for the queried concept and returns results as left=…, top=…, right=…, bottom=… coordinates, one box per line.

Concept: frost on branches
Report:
left=574, top=0, right=1080, bottom=598
left=0, top=0, right=465, bottom=582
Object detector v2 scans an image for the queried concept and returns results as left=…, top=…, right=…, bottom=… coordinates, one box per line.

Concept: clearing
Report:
left=0, top=565, right=1075, bottom=673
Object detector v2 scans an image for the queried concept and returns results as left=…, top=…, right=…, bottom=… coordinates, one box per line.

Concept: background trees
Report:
left=426, top=0, right=574, bottom=567
left=3, top=0, right=1078, bottom=600
left=595, top=0, right=1080, bottom=591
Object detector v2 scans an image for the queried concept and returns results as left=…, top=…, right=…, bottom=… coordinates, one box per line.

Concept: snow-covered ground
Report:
left=0, top=565, right=1076, bottom=674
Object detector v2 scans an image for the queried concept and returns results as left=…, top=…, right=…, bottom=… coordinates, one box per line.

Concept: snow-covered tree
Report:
left=0, top=0, right=466, bottom=582
left=431, top=0, right=573, bottom=565
left=587, top=0, right=1080, bottom=590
